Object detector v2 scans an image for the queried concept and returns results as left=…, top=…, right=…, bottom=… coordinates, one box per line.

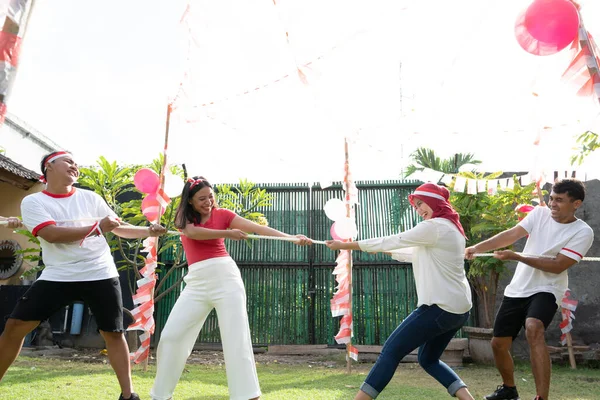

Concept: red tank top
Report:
left=181, top=208, right=237, bottom=264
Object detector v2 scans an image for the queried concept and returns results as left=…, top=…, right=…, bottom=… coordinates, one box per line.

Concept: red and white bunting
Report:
left=330, top=140, right=358, bottom=362
left=561, top=8, right=600, bottom=106
left=559, top=290, right=578, bottom=346
left=0, top=1, right=33, bottom=124
left=129, top=186, right=171, bottom=364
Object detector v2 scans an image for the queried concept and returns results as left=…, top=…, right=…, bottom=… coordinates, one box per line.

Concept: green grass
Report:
left=2, top=357, right=599, bottom=399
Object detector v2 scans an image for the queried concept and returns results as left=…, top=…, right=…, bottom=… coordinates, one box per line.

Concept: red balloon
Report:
left=517, top=204, right=535, bottom=213
left=134, top=168, right=160, bottom=194
left=515, top=0, right=579, bottom=56
left=516, top=204, right=535, bottom=221
left=142, top=194, right=162, bottom=222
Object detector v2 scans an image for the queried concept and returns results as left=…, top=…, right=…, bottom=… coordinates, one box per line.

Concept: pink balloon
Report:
left=330, top=223, right=342, bottom=240
left=142, top=194, right=162, bottom=221
left=134, top=168, right=160, bottom=194
left=515, top=0, right=579, bottom=56
left=515, top=204, right=535, bottom=221
left=516, top=204, right=535, bottom=213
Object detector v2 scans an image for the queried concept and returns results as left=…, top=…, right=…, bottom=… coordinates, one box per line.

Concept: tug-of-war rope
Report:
left=4, top=219, right=595, bottom=260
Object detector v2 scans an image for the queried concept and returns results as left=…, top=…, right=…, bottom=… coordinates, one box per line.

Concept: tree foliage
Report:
left=18, top=155, right=273, bottom=306
left=404, top=147, right=482, bottom=178
left=450, top=172, right=541, bottom=328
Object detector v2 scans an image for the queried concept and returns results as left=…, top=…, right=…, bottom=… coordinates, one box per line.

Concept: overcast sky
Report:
left=5, top=0, right=600, bottom=183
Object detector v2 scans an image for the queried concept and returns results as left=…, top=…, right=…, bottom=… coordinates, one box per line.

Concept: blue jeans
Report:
left=361, top=304, right=470, bottom=398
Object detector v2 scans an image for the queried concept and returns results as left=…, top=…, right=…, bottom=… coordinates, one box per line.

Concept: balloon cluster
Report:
left=133, top=168, right=184, bottom=221
left=324, top=198, right=357, bottom=240
left=515, top=0, right=579, bottom=56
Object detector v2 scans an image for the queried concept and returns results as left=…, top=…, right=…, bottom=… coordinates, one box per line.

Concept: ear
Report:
left=573, top=199, right=583, bottom=210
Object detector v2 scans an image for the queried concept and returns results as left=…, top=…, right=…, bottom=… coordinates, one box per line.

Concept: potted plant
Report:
left=450, top=173, right=540, bottom=363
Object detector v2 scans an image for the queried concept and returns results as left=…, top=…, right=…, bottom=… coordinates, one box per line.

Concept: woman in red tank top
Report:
left=151, top=176, right=311, bottom=400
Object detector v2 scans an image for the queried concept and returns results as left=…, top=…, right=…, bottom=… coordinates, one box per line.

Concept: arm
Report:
left=113, top=223, right=166, bottom=239
left=327, top=222, right=435, bottom=252
left=229, top=215, right=311, bottom=245
left=465, top=225, right=528, bottom=259
left=37, top=216, right=120, bottom=244
left=182, top=223, right=247, bottom=241
left=493, top=251, right=577, bottom=274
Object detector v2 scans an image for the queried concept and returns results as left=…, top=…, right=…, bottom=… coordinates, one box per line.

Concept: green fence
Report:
left=154, top=180, right=452, bottom=346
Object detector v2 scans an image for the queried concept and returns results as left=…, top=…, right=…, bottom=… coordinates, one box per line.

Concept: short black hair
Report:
left=552, top=178, right=586, bottom=202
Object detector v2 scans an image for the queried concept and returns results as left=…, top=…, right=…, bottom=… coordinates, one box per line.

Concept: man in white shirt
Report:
left=0, top=151, right=167, bottom=400
left=465, top=179, right=594, bottom=400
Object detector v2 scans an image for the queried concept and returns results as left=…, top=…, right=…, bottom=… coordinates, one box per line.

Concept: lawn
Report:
left=2, top=355, right=599, bottom=400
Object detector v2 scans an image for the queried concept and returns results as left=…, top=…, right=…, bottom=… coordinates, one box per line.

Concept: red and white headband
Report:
left=411, top=190, right=446, bottom=201
left=187, top=177, right=207, bottom=190
left=44, top=151, right=72, bottom=166
left=40, top=151, right=73, bottom=182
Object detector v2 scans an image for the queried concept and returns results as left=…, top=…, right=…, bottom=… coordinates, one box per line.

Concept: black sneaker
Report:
left=484, top=384, right=520, bottom=400
left=118, top=393, right=141, bottom=400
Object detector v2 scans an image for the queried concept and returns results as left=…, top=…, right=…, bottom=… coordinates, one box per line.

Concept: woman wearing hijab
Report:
left=326, top=183, right=474, bottom=400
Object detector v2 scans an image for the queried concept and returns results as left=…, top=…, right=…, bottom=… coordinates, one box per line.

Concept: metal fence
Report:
left=153, top=180, right=452, bottom=346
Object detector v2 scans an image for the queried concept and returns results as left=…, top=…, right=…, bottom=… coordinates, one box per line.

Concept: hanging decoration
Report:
left=514, top=0, right=579, bottom=56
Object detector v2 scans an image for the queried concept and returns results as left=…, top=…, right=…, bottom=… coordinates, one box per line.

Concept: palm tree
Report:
left=403, top=147, right=482, bottom=179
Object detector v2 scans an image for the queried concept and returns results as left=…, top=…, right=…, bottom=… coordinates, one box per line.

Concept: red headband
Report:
left=187, top=178, right=206, bottom=190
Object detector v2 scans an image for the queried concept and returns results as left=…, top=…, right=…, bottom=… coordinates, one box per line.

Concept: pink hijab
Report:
left=408, top=183, right=466, bottom=238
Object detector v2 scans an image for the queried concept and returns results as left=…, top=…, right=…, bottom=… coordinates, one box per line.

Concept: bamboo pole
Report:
left=344, top=137, right=353, bottom=374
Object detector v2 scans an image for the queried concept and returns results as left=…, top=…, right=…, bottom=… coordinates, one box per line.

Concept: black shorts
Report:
left=493, top=292, right=558, bottom=339
left=9, top=277, right=124, bottom=332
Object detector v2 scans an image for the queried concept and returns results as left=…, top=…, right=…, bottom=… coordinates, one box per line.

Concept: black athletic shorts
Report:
left=9, top=277, right=124, bottom=332
left=493, top=292, right=558, bottom=339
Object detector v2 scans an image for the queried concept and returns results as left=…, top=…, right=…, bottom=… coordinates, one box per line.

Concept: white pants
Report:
left=151, top=257, right=261, bottom=400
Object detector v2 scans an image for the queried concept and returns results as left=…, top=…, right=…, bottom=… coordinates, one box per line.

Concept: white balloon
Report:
left=324, top=198, right=346, bottom=222
left=164, top=172, right=185, bottom=198
left=333, top=217, right=357, bottom=240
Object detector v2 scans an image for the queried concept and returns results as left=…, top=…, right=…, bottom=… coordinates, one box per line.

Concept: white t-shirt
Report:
left=358, top=218, right=472, bottom=314
left=504, top=205, right=594, bottom=304
left=21, top=188, right=119, bottom=282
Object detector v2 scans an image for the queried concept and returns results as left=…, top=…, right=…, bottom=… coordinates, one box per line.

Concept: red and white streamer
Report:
left=561, top=9, right=600, bottom=107
left=559, top=290, right=579, bottom=346
left=129, top=185, right=171, bottom=364
left=0, top=0, right=33, bottom=124
left=330, top=143, right=358, bottom=361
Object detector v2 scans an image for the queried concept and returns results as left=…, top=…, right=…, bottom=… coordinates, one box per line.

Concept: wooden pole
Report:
left=344, top=137, right=353, bottom=374
left=565, top=329, right=577, bottom=369
left=140, top=102, right=172, bottom=372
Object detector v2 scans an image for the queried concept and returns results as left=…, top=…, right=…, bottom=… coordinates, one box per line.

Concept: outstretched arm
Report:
left=182, top=223, right=247, bottom=241
left=113, top=223, right=166, bottom=239
left=465, top=225, right=528, bottom=259
left=229, top=215, right=312, bottom=245
left=493, top=251, right=577, bottom=274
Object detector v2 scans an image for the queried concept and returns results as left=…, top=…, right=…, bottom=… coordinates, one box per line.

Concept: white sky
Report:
left=5, top=0, right=600, bottom=183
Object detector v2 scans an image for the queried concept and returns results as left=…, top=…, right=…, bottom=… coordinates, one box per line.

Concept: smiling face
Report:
left=45, top=156, right=79, bottom=185
left=548, top=190, right=580, bottom=223
left=414, top=198, right=434, bottom=220
left=189, top=186, right=215, bottom=217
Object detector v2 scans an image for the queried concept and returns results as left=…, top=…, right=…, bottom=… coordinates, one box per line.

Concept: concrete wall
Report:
left=0, top=180, right=44, bottom=285
left=495, top=179, right=600, bottom=357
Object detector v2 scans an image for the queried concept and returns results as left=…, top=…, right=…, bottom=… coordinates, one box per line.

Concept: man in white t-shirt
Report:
left=0, top=151, right=166, bottom=400
left=465, top=179, right=594, bottom=400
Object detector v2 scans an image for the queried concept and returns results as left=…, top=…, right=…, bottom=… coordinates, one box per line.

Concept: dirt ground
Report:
left=19, top=346, right=354, bottom=369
